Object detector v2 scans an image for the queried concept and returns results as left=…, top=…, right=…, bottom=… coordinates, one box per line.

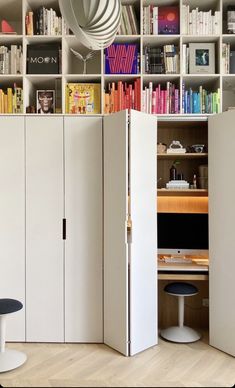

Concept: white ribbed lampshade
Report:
left=59, top=0, right=121, bottom=50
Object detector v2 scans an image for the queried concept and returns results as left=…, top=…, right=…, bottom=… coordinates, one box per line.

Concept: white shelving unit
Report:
left=0, top=0, right=235, bottom=114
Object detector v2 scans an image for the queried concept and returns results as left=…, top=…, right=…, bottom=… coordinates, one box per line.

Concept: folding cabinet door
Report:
left=129, top=110, right=157, bottom=356
left=209, top=111, right=235, bottom=356
left=26, top=117, right=64, bottom=342
left=0, top=117, right=25, bottom=341
left=64, top=117, right=103, bottom=343
left=103, top=110, right=129, bottom=356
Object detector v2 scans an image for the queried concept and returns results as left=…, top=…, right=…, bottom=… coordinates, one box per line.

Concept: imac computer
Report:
left=157, top=212, right=209, bottom=256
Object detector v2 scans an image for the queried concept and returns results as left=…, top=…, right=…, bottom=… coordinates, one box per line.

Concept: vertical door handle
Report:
left=63, top=219, right=66, bottom=240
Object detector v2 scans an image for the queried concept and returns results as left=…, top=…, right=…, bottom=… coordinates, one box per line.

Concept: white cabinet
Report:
left=25, top=116, right=64, bottom=342
left=64, top=117, right=103, bottom=343
left=103, top=110, right=157, bottom=356
left=0, top=117, right=25, bottom=341
left=25, top=116, right=103, bottom=343
left=209, top=111, right=235, bottom=357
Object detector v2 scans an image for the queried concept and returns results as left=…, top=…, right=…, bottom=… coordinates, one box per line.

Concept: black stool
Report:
left=0, top=299, right=27, bottom=372
left=160, top=282, right=201, bottom=343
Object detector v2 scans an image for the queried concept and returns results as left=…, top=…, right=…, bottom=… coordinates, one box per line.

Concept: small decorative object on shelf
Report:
left=167, top=140, right=186, bottom=154
left=157, top=143, right=167, bottom=154
left=105, top=43, right=139, bottom=74
left=66, top=83, right=101, bottom=114
left=37, top=90, right=55, bottom=114
left=1, top=20, right=16, bottom=35
left=189, top=43, right=215, bottom=74
left=70, top=48, right=96, bottom=75
left=191, top=144, right=205, bottom=153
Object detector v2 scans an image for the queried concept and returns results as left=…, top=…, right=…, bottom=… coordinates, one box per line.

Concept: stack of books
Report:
left=182, top=84, right=220, bottom=114
left=142, top=82, right=180, bottom=114
left=144, top=45, right=179, bottom=74
left=118, top=5, right=139, bottom=35
left=25, top=6, right=65, bottom=35
left=0, top=84, right=23, bottom=113
left=181, top=6, right=220, bottom=35
left=104, top=79, right=141, bottom=114
left=166, top=180, right=190, bottom=190
left=65, top=83, right=101, bottom=114
left=143, top=6, right=179, bottom=35
left=0, top=45, right=23, bottom=74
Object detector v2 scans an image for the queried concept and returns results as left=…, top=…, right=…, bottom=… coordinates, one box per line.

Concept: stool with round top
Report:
left=160, top=282, right=201, bottom=343
left=0, top=299, right=27, bottom=372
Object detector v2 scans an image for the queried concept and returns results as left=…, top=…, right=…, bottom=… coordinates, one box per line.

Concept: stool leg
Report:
left=0, top=315, right=6, bottom=353
left=178, top=296, right=184, bottom=328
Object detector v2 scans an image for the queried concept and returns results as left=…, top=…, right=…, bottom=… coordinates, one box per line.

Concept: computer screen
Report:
left=157, top=212, right=209, bottom=255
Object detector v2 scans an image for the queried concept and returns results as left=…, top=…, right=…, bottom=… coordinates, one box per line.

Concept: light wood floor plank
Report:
left=0, top=334, right=234, bottom=387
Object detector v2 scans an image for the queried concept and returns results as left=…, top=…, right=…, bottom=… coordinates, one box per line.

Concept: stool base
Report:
left=0, top=349, right=27, bottom=373
left=161, top=326, right=201, bottom=343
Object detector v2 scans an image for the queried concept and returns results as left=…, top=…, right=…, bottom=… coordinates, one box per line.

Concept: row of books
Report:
left=144, top=45, right=179, bottom=74
left=222, top=43, right=235, bottom=73
left=181, top=6, right=220, bottom=35
left=182, top=85, right=220, bottom=114
left=0, top=84, right=23, bottom=113
left=0, top=45, right=23, bottom=74
left=143, top=6, right=179, bottom=35
left=118, top=5, right=139, bottom=35
left=142, top=82, right=180, bottom=114
left=104, top=80, right=141, bottom=114
left=25, top=7, right=66, bottom=36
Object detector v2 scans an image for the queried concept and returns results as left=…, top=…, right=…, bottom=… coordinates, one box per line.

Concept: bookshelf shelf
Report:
left=158, top=153, right=208, bottom=159
left=0, top=0, right=233, bottom=116
left=157, top=189, right=208, bottom=196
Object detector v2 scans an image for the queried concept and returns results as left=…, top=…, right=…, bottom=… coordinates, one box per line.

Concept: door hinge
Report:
left=63, top=219, right=66, bottom=240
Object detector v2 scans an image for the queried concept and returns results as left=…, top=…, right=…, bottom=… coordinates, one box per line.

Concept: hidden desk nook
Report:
left=157, top=255, right=209, bottom=331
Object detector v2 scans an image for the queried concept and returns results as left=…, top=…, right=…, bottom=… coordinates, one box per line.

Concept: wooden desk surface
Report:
left=157, top=257, right=209, bottom=281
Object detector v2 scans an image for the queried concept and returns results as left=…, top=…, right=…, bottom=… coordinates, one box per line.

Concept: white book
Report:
left=153, top=7, right=158, bottom=35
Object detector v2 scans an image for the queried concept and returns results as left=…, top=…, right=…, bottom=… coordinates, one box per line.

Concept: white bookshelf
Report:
left=0, top=0, right=235, bottom=114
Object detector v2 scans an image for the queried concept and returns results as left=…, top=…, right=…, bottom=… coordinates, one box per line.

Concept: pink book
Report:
left=175, top=89, right=179, bottom=114
left=160, top=90, right=164, bottom=114
left=155, top=88, right=159, bottom=114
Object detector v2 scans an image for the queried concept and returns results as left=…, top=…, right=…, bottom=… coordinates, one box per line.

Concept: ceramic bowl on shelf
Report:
left=191, top=144, right=205, bottom=153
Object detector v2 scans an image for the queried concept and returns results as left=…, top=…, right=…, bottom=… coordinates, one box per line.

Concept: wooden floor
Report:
left=0, top=333, right=235, bottom=387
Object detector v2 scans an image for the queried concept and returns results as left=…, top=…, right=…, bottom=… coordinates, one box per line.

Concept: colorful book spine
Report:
left=182, top=83, right=220, bottom=114
left=142, top=82, right=180, bottom=114
left=104, top=79, right=141, bottom=114
left=0, top=84, right=23, bottom=114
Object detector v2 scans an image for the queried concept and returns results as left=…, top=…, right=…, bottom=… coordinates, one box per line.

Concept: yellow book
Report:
left=66, top=83, right=101, bottom=114
left=0, top=90, right=2, bottom=113
left=7, top=88, right=13, bottom=113
left=0, top=90, right=4, bottom=113
left=4, top=94, right=8, bottom=113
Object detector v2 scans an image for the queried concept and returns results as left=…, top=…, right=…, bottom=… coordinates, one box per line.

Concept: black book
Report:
left=27, top=44, right=61, bottom=74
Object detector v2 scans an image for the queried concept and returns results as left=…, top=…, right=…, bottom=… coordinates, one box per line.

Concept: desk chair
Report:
left=160, top=282, right=201, bottom=343
left=0, top=299, right=27, bottom=372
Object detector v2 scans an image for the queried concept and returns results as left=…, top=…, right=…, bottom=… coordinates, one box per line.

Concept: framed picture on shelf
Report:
left=37, top=90, right=55, bottom=114
left=189, top=43, right=215, bottom=74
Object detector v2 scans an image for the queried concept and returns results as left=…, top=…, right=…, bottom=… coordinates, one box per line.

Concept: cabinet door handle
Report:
left=63, top=219, right=66, bottom=240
